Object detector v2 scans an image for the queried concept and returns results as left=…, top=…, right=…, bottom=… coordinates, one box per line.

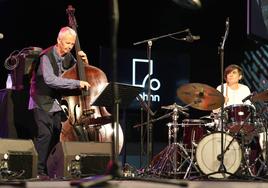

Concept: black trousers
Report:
left=33, top=108, right=61, bottom=174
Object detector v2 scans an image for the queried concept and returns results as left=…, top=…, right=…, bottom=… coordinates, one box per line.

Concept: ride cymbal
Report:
left=252, top=90, right=268, bottom=102
left=177, top=83, right=224, bottom=111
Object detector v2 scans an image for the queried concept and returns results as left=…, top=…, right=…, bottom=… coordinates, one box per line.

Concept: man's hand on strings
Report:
left=78, top=50, right=89, bottom=64
left=79, top=80, right=91, bottom=90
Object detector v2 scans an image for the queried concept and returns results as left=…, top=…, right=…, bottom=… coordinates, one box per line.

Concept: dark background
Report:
left=0, top=0, right=266, bottom=165
left=0, top=0, right=254, bottom=114
left=0, top=0, right=252, bottom=86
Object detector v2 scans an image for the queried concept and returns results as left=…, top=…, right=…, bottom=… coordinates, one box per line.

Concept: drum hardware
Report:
left=134, top=28, right=193, bottom=166
left=133, top=103, right=189, bottom=177
left=148, top=105, right=200, bottom=178
left=256, top=114, right=268, bottom=177
left=206, top=111, right=266, bottom=178
left=176, top=82, right=239, bottom=178
left=177, top=18, right=236, bottom=179
left=247, top=102, right=268, bottom=177
left=259, top=130, right=268, bottom=161
left=252, top=154, right=268, bottom=177
left=195, top=19, right=232, bottom=179
left=217, top=117, right=251, bottom=178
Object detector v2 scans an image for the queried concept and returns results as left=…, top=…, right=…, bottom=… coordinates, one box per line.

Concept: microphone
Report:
left=183, top=32, right=200, bottom=42
left=226, top=17, right=229, bottom=27
left=242, top=92, right=255, bottom=103
left=0, top=33, right=4, bottom=39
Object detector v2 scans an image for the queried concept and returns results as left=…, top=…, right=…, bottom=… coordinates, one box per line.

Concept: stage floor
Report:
left=1, top=176, right=268, bottom=188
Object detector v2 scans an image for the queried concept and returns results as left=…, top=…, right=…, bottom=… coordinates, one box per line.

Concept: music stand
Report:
left=92, top=82, right=142, bottom=175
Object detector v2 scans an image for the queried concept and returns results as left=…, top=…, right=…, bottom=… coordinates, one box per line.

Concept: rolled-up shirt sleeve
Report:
left=41, top=55, right=80, bottom=89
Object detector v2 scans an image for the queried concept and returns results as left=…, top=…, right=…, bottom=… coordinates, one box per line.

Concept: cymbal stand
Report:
left=148, top=105, right=200, bottom=178
left=235, top=117, right=268, bottom=179
left=215, top=112, right=261, bottom=177
left=172, top=106, right=179, bottom=175
left=252, top=105, right=268, bottom=176
left=222, top=115, right=268, bottom=180
left=167, top=123, right=172, bottom=146
left=216, top=17, right=230, bottom=178
left=133, top=28, right=191, bottom=166
left=193, top=18, right=233, bottom=179
left=263, top=116, right=268, bottom=176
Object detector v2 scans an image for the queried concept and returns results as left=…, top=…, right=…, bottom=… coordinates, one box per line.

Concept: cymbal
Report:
left=177, top=83, right=224, bottom=111
left=161, top=103, right=188, bottom=111
left=252, top=90, right=268, bottom=102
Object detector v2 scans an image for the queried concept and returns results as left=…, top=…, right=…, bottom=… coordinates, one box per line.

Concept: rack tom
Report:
left=224, top=104, right=256, bottom=134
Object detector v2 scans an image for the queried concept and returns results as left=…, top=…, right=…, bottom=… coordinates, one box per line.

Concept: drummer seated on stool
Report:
left=212, top=64, right=262, bottom=175
left=212, top=64, right=255, bottom=130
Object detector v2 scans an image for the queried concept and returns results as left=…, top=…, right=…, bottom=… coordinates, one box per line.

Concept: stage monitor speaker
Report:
left=0, top=138, right=37, bottom=179
left=47, top=141, right=112, bottom=179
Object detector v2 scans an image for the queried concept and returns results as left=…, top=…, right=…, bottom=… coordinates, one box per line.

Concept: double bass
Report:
left=60, top=5, right=124, bottom=153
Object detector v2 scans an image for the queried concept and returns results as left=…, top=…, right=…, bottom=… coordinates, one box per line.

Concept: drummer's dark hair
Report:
left=224, top=64, right=243, bottom=81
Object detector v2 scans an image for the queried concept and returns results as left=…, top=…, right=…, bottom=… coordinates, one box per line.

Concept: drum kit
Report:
left=149, top=83, right=268, bottom=179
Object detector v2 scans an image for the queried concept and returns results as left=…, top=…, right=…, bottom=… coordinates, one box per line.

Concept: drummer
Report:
left=213, top=64, right=254, bottom=113
left=213, top=64, right=263, bottom=173
left=212, top=64, right=257, bottom=135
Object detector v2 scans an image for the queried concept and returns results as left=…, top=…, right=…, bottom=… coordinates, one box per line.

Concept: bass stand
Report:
left=133, top=28, right=191, bottom=166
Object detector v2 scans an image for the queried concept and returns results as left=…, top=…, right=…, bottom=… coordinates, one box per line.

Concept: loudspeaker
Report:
left=47, top=141, right=112, bottom=178
left=0, top=138, right=37, bottom=179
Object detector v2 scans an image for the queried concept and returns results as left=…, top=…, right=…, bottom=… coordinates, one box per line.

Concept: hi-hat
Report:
left=177, top=83, right=224, bottom=111
left=161, top=103, right=188, bottom=111
left=252, top=90, right=268, bottom=102
left=161, top=103, right=189, bottom=117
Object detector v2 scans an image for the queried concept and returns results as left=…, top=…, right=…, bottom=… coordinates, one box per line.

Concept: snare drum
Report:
left=224, top=104, right=255, bottom=134
left=196, top=132, right=242, bottom=178
left=182, top=119, right=207, bottom=149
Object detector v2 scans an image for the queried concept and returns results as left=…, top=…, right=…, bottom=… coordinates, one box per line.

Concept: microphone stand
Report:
left=193, top=18, right=231, bottom=179
left=106, top=0, right=121, bottom=177
left=133, top=28, right=190, bottom=167
left=217, top=17, right=229, bottom=177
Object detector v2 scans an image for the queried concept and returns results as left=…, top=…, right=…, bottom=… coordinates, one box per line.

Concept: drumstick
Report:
left=225, top=82, right=229, bottom=105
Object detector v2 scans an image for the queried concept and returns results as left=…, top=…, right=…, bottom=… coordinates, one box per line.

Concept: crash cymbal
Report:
left=177, top=83, right=224, bottom=111
left=252, top=90, right=268, bottom=102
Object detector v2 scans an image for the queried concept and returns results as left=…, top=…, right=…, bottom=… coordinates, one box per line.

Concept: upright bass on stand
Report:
left=60, top=5, right=124, bottom=153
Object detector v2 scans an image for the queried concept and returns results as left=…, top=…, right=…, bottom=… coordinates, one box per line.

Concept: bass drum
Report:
left=196, top=132, right=242, bottom=178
